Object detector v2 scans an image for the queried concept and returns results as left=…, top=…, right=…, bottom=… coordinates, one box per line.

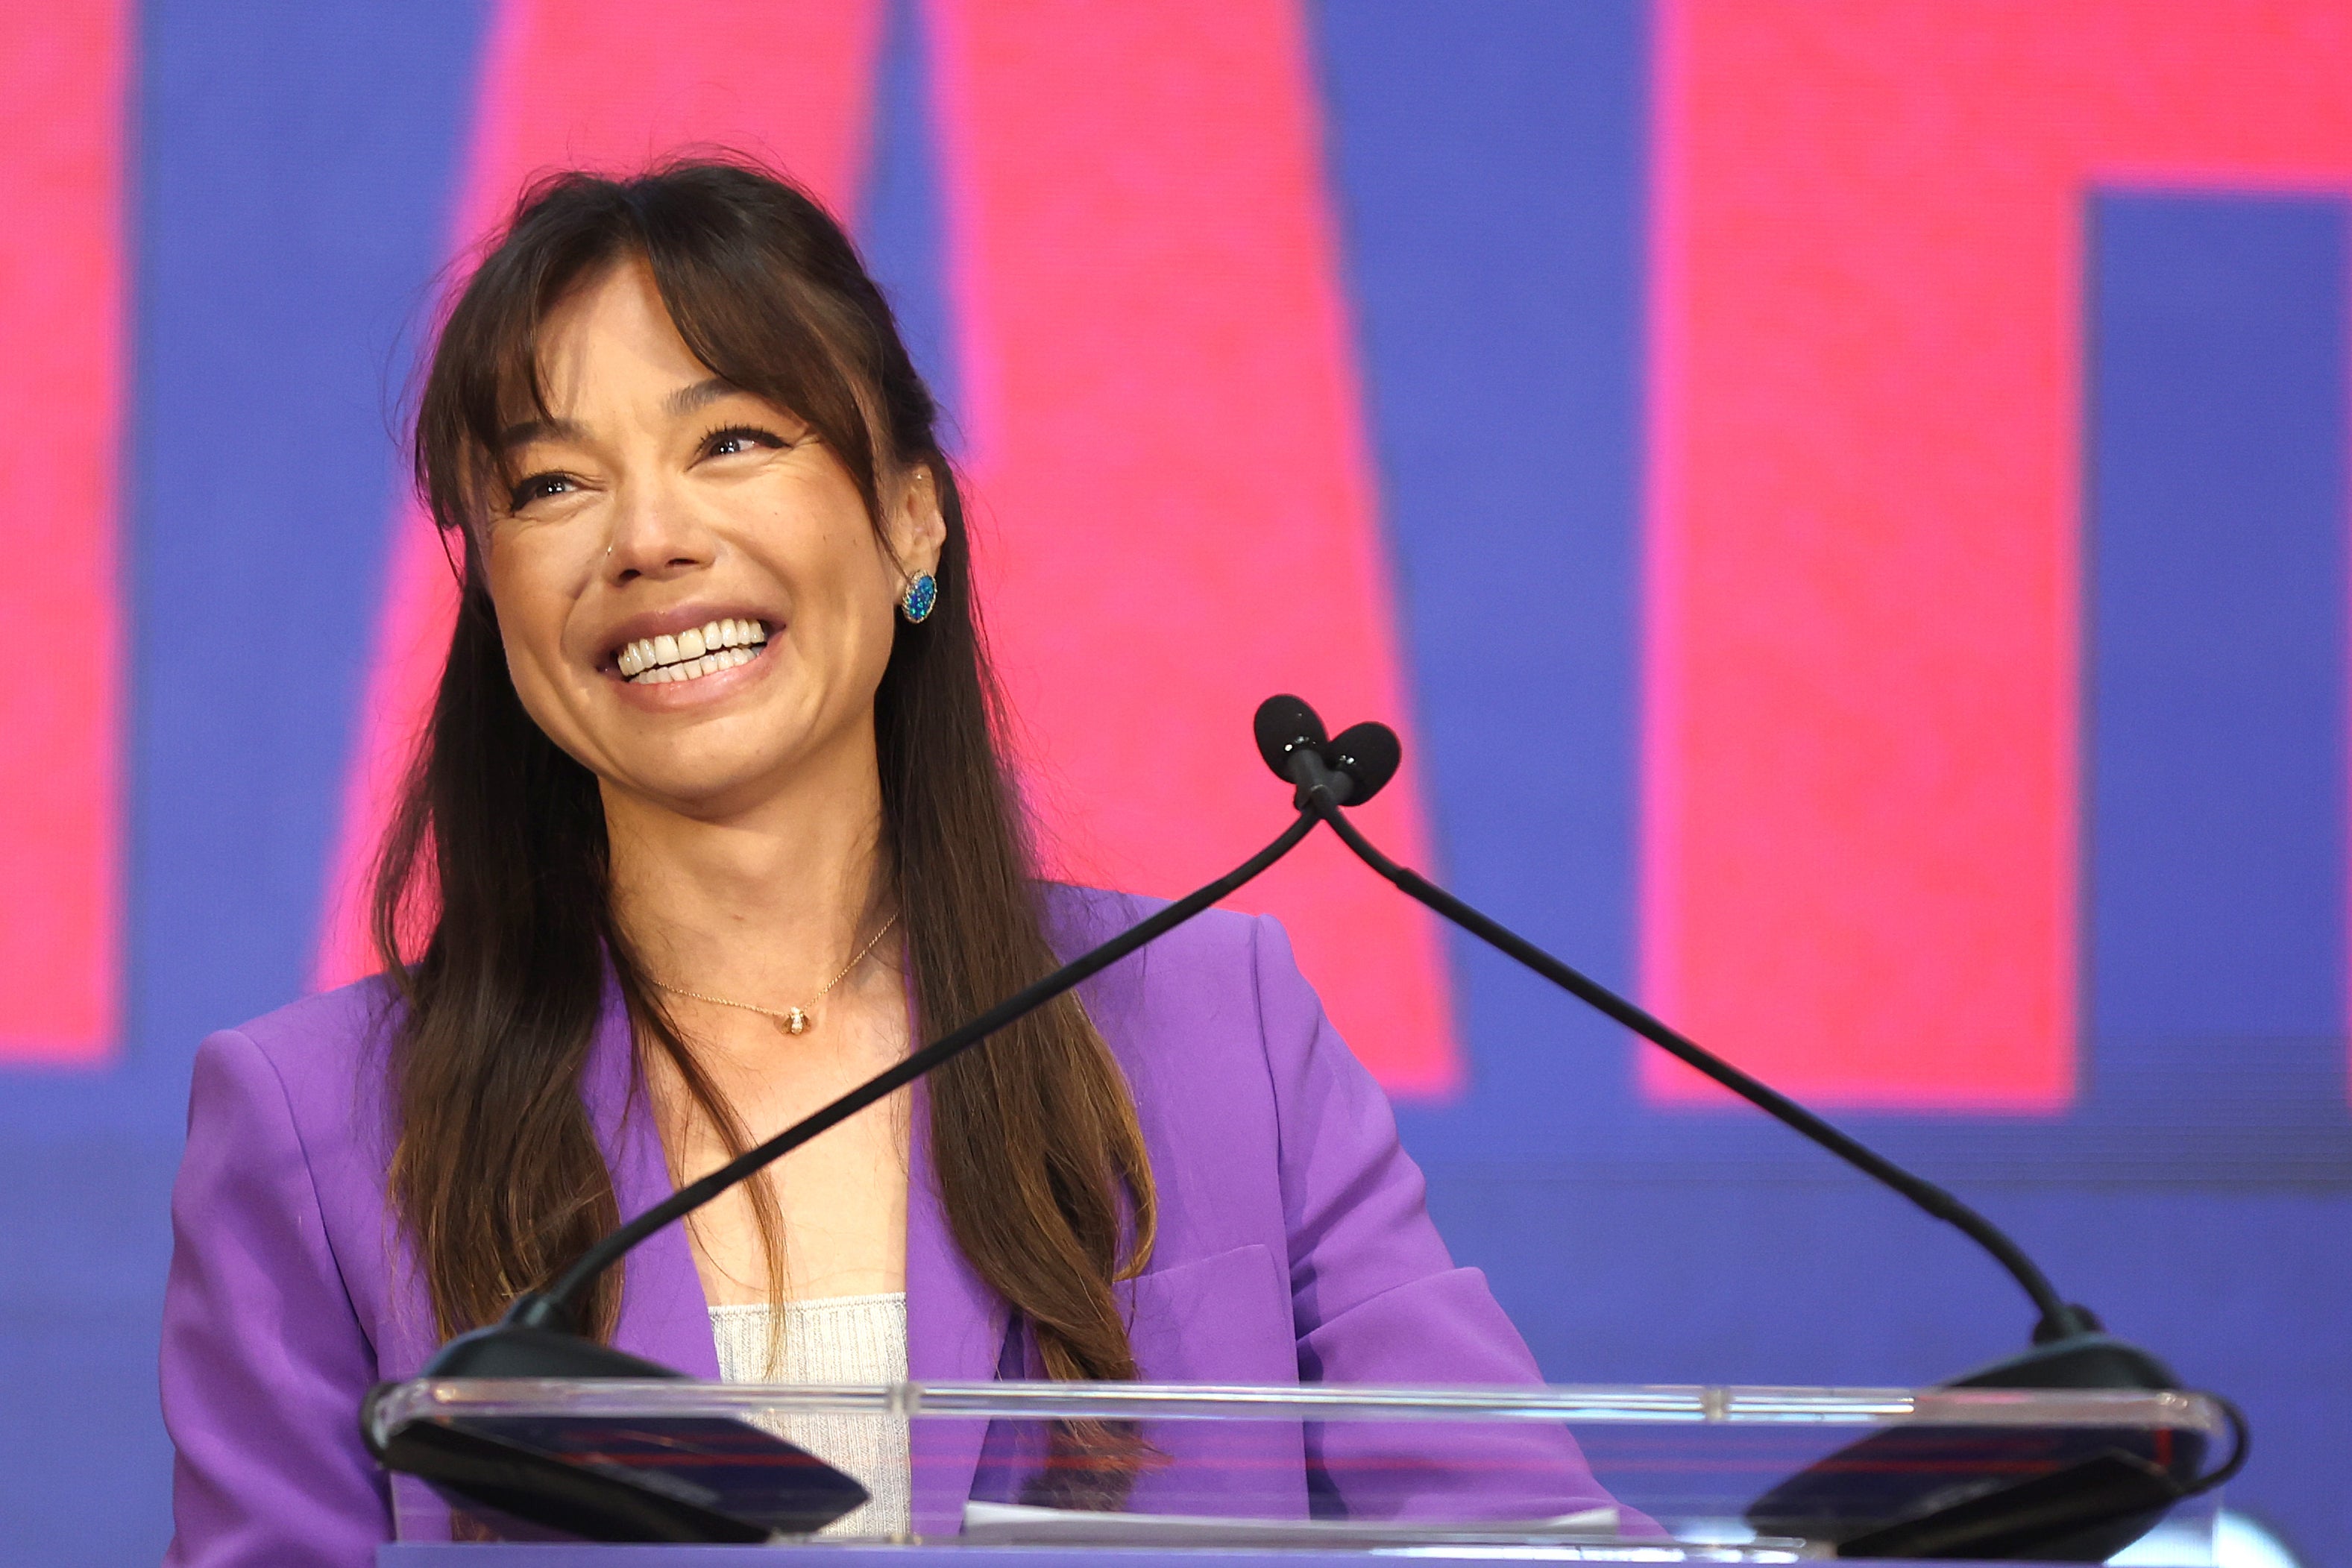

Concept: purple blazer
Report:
left=161, top=889, right=1615, bottom=1565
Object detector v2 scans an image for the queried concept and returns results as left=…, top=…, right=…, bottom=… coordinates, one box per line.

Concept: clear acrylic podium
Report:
left=369, top=1378, right=2228, bottom=1565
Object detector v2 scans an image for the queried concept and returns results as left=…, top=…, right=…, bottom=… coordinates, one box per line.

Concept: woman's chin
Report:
left=604, top=761, right=805, bottom=824
left=592, top=717, right=849, bottom=823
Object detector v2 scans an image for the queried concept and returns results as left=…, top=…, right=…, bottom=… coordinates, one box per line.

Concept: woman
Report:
left=160, top=160, right=1614, bottom=1564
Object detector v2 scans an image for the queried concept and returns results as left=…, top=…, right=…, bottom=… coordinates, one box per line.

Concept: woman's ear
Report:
left=887, top=462, right=948, bottom=578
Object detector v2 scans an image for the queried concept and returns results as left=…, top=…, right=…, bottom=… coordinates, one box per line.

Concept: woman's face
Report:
left=482, top=256, right=943, bottom=820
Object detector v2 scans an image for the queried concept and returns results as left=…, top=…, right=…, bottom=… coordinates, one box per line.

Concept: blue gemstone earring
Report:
left=899, top=571, right=938, bottom=624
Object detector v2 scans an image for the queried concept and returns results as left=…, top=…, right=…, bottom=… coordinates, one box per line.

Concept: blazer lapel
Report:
left=579, top=975, right=1010, bottom=1528
left=581, top=983, right=721, bottom=1380
left=905, top=1081, right=1010, bottom=1535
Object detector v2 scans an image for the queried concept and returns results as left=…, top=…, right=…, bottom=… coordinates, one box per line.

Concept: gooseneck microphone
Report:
left=368, top=802, right=1326, bottom=1540
left=1251, top=694, right=2246, bottom=1561
left=1255, top=697, right=2095, bottom=1353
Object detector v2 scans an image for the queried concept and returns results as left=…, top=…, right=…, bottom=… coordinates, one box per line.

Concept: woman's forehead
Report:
left=471, top=253, right=861, bottom=470
left=531, top=262, right=705, bottom=394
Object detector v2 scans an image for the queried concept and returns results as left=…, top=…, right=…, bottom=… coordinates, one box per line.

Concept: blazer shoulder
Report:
left=1044, top=881, right=1297, bottom=1123
left=197, top=976, right=404, bottom=1165
left=1042, top=881, right=1268, bottom=972
left=224, top=975, right=400, bottom=1062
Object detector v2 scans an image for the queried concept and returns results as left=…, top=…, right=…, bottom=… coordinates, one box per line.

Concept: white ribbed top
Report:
left=708, top=1293, right=911, bottom=1538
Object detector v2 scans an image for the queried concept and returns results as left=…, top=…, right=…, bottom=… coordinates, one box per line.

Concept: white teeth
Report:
left=616, top=619, right=770, bottom=682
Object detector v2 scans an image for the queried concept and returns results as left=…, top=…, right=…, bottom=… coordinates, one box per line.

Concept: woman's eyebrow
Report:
left=663, top=376, right=741, bottom=417
left=495, top=379, right=743, bottom=449
left=496, top=415, right=582, bottom=451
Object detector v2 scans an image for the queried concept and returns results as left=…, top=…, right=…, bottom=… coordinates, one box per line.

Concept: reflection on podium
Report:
left=368, top=1376, right=2230, bottom=1564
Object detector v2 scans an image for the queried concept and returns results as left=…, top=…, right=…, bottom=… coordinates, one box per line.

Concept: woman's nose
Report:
left=602, top=483, right=713, bottom=582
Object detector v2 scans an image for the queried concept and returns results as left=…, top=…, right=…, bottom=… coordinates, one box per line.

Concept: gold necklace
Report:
left=650, top=913, right=899, bottom=1036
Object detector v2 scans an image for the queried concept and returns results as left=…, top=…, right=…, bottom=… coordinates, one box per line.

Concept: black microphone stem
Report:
left=1298, top=784, right=2084, bottom=1343
left=512, top=805, right=1323, bottom=1333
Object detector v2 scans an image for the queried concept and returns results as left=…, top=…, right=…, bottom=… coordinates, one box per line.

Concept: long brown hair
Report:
left=373, top=160, right=1157, bottom=1397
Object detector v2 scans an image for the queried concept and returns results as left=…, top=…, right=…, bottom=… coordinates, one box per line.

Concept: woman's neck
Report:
left=602, top=730, right=895, bottom=1005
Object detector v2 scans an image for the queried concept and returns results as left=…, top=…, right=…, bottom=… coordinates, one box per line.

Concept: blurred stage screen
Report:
left=0, top=2, right=2345, bottom=1562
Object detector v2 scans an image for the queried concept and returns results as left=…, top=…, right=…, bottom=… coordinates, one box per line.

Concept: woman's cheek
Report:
left=490, top=538, right=575, bottom=673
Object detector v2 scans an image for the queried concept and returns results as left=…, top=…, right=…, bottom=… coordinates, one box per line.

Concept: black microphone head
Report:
left=1254, top=695, right=1328, bottom=781
left=1326, top=722, right=1402, bottom=805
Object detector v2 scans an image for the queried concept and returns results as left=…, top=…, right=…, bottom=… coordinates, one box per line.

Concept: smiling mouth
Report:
left=614, top=618, right=771, bottom=684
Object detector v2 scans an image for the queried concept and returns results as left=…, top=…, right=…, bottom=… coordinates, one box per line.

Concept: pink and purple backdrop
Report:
left=1, top=1, right=2346, bottom=1561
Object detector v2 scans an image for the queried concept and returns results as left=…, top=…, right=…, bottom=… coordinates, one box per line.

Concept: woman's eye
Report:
left=508, top=472, right=576, bottom=509
left=701, top=426, right=787, bottom=459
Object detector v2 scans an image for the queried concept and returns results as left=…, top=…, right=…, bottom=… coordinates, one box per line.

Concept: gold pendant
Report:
left=784, top=1007, right=809, bottom=1036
